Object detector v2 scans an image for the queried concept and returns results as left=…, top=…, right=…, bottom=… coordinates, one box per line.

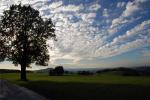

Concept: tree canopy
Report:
left=0, top=4, right=56, bottom=80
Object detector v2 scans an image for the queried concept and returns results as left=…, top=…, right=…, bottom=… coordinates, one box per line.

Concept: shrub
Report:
left=49, top=66, right=64, bottom=76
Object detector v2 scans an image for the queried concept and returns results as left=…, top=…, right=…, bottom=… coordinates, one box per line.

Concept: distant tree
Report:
left=0, top=4, right=56, bottom=81
left=48, top=66, right=64, bottom=76
left=54, top=66, right=64, bottom=76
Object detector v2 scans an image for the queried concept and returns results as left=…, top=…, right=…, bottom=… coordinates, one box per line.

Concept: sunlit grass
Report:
left=1, top=72, right=150, bottom=86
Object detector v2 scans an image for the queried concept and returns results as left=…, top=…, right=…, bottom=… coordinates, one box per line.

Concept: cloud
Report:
left=96, top=20, right=150, bottom=58
left=31, top=1, right=102, bottom=64
left=111, top=20, right=150, bottom=45
left=117, top=2, right=126, bottom=8
left=141, top=50, right=150, bottom=57
left=0, top=0, right=149, bottom=66
left=110, top=0, right=148, bottom=34
left=119, top=38, right=150, bottom=54
left=122, top=1, right=140, bottom=17
left=48, top=1, right=63, bottom=9
left=96, top=37, right=150, bottom=58
left=103, top=8, right=109, bottom=17
left=54, top=4, right=83, bottom=12
left=88, top=3, right=101, bottom=11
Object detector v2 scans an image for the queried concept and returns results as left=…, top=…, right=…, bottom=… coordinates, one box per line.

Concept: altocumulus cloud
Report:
left=0, top=0, right=150, bottom=66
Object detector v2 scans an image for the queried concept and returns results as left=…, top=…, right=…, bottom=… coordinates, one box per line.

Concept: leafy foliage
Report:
left=0, top=4, right=55, bottom=67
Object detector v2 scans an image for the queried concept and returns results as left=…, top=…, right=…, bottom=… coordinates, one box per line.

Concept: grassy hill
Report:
left=96, top=67, right=150, bottom=76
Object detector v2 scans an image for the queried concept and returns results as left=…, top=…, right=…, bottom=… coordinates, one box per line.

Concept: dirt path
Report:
left=0, top=79, right=48, bottom=100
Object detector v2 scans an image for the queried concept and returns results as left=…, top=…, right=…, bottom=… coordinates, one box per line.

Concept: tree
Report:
left=0, top=4, right=56, bottom=81
left=54, top=66, right=64, bottom=76
left=49, top=66, right=64, bottom=76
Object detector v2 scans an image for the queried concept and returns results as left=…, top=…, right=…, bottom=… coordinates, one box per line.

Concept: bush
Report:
left=49, top=66, right=64, bottom=76
left=55, top=66, right=64, bottom=76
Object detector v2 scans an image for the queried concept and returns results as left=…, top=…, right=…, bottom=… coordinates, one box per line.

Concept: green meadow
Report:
left=1, top=72, right=150, bottom=100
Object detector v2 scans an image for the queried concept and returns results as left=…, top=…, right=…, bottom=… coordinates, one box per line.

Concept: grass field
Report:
left=1, top=72, right=150, bottom=100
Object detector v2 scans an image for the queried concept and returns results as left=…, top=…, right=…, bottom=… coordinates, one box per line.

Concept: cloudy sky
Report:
left=0, top=0, right=150, bottom=69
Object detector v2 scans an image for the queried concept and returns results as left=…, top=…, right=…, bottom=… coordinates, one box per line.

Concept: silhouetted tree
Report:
left=0, top=4, right=55, bottom=81
left=48, top=66, right=64, bottom=76
left=54, top=66, right=64, bottom=75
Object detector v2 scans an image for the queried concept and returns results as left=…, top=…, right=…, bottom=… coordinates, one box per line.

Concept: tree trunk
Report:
left=20, top=63, right=27, bottom=81
left=20, top=31, right=28, bottom=81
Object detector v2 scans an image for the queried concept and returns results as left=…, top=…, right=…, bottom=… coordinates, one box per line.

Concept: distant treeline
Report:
left=48, top=66, right=150, bottom=76
left=0, top=69, right=32, bottom=74
left=1, top=66, right=150, bottom=76
left=96, top=67, right=150, bottom=76
left=49, top=66, right=64, bottom=76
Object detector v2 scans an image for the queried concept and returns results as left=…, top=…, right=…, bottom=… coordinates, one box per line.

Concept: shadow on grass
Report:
left=18, top=81, right=150, bottom=100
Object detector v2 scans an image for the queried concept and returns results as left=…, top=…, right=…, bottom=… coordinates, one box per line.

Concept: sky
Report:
left=0, top=0, right=150, bottom=69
